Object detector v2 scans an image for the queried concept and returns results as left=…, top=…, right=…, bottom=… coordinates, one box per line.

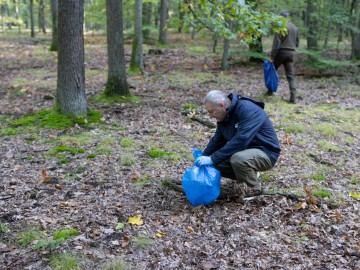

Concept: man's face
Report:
left=205, top=102, right=227, bottom=122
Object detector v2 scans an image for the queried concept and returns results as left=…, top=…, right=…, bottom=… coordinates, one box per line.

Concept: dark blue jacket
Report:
left=203, top=93, right=280, bottom=166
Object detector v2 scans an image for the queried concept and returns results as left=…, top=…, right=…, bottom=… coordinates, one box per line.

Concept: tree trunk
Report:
left=14, top=0, right=21, bottom=33
left=178, top=1, right=185, bottom=33
left=1, top=4, right=5, bottom=33
left=130, top=0, right=144, bottom=72
left=105, top=0, right=129, bottom=96
left=351, top=0, right=360, bottom=60
left=50, top=0, right=58, bottom=51
left=221, top=37, right=230, bottom=70
left=143, top=1, right=152, bottom=25
left=159, top=0, right=168, bottom=44
left=57, top=0, right=87, bottom=116
left=30, top=0, right=35, bottom=37
left=39, top=0, right=46, bottom=34
left=307, top=0, right=318, bottom=50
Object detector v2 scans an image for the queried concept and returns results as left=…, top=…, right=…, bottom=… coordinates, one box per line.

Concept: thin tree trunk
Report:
left=105, top=0, right=129, bottom=96
left=130, top=0, right=144, bottom=72
left=30, top=0, right=35, bottom=38
left=50, top=0, right=58, bottom=51
left=307, top=0, right=318, bottom=50
left=57, top=0, right=87, bottom=116
left=323, top=0, right=335, bottom=49
left=14, top=0, right=21, bottom=33
left=39, top=0, right=46, bottom=34
left=159, top=0, right=168, bottom=44
left=351, top=0, right=360, bottom=60
left=221, top=37, right=230, bottom=70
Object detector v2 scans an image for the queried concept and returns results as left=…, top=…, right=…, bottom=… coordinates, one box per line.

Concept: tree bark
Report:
left=105, top=0, right=129, bottom=96
left=221, top=37, right=230, bottom=70
left=143, top=1, right=152, bottom=25
left=306, top=0, right=318, bottom=50
left=159, top=0, right=168, bottom=44
left=30, top=0, right=35, bottom=37
left=130, top=0, right=144, bottom=72
left=57, top=0, right=87, bottom=116
left=351, top=0, right=360, bottom=60
left=39, top=0, right=46, bottom=34
left=50, top=0, right=58, bottom=51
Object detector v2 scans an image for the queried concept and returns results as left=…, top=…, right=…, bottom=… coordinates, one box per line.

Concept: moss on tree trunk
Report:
left=104, top=76, right=129, bottom=96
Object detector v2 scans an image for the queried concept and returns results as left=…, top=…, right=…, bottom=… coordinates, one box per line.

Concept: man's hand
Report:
left=195, top=156, right=214, bottom=167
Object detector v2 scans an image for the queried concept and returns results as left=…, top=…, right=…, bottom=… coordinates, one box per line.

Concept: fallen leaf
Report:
left=308, top=197, right=318, bottom=205
left=127, top=215, right=143, bottom=226
left=156, top=231, right=165, bottom=238
left=115, top=223, right=125, bottom=230
left=349, top=192, right=360, bottom=200
left=186, top=226, right=194, bottom=233
left=304, top=185, right=312, bottom=196
left=295, top=201, right=307, bottom=210
left=54, top=184, right=62, bottom=190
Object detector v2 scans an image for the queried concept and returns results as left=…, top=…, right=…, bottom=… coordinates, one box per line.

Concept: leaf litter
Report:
left=0, top=35, right=359, bottom=269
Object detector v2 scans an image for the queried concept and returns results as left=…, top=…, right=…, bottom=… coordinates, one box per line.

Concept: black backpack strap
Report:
left=237, top=95, right=265, bottom=109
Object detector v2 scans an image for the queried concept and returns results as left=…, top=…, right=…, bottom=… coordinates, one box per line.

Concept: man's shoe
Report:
left=289, top=93, right=296, bottom=104
left=253, top=172, right=262, bottom=193
left=265, top=90, right=273, bottom=96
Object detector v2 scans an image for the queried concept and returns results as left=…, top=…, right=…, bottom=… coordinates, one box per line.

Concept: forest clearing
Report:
left=0, top=30, right=359, bottom=270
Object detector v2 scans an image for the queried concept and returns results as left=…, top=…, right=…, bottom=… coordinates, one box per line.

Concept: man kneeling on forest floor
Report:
left=194, top=90, right=281, bottom=192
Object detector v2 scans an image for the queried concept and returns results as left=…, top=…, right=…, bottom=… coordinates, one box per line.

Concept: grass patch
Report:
left=0, top=127, right=17, bottom=136
left=53, top=228, right=79, bottom=241
left=133, top=175, right=152, bottom=187
left=91, top=93, right=141, bottom=104
left=133, top=236, right=152, bottom=249
left=18, top=227, right=45, bottom=246
left=317, top=140, right=342, bottom=152
left=285, top=123, right=307, bottom=134
left=49, top=252, right=81, bottom=270
left=120, top=137, right=134, bottom=148
left=182, top=103, right=198, bottom=110
left=311, top=123, right=337, bottom=137
left=102, top=258, right=128, bottom=270
left=121, top=153, right=136, bottom=166
left=48, top=145, right=85, bottom=156
left=311, top=173, right=326, bottom=181
left=312, top=189, right=331, bottom=198
left=11, top=109, right=102, bottom=130
left=87, top=153, right=96, bottom=159
left=147, top=148, right=180, bottom=161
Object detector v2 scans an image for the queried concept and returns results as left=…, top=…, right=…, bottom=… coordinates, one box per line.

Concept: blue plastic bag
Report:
left=181, top=149, right=220, bottom=206
left=264, top=60, right=279, bottom=93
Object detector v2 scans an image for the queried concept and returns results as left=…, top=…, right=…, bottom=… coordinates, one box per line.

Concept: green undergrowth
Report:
left=49, top=252, right=81, bottom=270
left=91, top=93, right=141, bottom=104
left=147, top=148, right=180, bottom=161
left=7, top=109, right=102, bottom=132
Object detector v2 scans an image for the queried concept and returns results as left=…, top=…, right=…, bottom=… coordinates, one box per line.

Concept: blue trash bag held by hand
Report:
left=264, top=60, right=279, bottom=93
left=181, top=149, right=220, bottom=206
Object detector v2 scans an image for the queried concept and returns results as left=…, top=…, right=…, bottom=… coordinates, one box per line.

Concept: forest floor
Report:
left=0, top=33, right=359, bottom=270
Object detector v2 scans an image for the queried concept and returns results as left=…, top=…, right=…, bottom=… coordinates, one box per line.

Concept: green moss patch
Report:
left=91, top=92, right=141, bottom=104
left=11, top=109, right=102, bottom=130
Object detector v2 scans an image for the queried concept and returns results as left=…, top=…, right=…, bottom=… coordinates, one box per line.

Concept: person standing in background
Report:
left=269, top=10, right=299, bottom=104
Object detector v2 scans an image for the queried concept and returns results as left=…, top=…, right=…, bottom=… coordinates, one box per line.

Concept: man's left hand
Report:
left=195, top=156, right=214, bottom=167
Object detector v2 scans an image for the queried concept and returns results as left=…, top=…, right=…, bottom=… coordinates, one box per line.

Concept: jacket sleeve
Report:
left=210, top=105, right=265, bottom=164
left=203, top=127, right=226, bottom=157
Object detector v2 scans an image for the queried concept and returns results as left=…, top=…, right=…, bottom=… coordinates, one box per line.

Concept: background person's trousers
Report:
left=274, top=51, right=297, bottom=94
left=214, top=149, right=273, bottom=188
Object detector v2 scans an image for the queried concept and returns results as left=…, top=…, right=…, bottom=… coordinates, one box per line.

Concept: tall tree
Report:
left=130, top=0, right=144, bottom=72
left=159, top=0, right=167, bottom=43
left=38, top=0, right=46, bottom=34
left=351, top=0, right=360, bottom=60
left=143, top=1, right=152, bottom=25
left=30, top=0, right=35, bottom=37
left=306, top=0, right=318, bottom=50
left=50, top=0, right=58, bottom=51
left=57, top=0, right=87, bottom=116
left=105, top=0, right=129, bottom=96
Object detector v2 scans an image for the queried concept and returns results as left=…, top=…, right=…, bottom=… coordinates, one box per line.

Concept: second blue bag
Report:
left=181, top=149, right=220, bottom=207
left=264, top=60, right=279, bottom=93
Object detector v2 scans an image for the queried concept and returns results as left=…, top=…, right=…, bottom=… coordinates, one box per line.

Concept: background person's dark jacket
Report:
left=271, top=21, right=299, bottom=59
left=203, top=93, right=281, bottom=166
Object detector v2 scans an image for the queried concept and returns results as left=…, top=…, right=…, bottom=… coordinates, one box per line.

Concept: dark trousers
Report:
left=274, top=51, right=296, bottom=94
